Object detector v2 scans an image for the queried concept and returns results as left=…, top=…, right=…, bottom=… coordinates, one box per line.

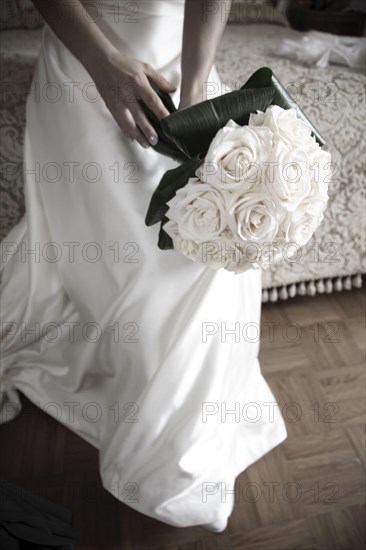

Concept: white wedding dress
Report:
left=0, top=0, right=287, bottom=530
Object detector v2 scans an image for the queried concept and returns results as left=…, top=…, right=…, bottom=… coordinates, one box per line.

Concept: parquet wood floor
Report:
left=1, top=288, right=365, bottom=549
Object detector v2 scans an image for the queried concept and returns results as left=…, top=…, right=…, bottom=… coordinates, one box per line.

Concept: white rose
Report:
left=263, top=139, right=312, bottom=212
left=198, top=229, right=244, bottom=270
left=197, top=239, right=232, bottom=270
left=249, top=105, right=317, bottom=153
left=163, top=225, right=237, bottom=271
left=165, top=178, right=228, bottom=242
left=280, top=198, right=326, bottom=247
left=162, top=220, right=200, bottom=262
left=228, top=192, right=281, bottom=243
left=224, top=238, right=285, bottom=273
left=258, top=241, right=286, bottom=271
left=197, top=120, right=273, bottom=191
left=225, top=240, right=262, bottom=273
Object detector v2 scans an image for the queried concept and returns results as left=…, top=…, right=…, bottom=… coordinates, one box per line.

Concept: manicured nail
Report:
left=150, top=135, right=158, bottom=146
left=141, top=141, right=150, bottom=149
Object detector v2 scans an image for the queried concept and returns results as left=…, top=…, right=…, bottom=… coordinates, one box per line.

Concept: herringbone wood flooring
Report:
left=1, top=288, right=365, bottom=549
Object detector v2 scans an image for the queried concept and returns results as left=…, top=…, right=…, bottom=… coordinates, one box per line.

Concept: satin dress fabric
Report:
left=0, top=0, right=287, bottom=530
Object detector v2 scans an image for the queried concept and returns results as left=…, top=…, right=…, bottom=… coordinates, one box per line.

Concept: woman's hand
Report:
left=31, top=0, right=176, bottom=149
left=92, top=50, right=176, bottom=148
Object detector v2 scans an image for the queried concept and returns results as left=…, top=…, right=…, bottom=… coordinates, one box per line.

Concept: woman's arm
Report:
left=31, top=0, right=176, bottom=148
left=180, top=0, right=232, bottom=109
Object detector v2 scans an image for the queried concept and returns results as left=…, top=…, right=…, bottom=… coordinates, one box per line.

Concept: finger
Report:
left=137, top=76, right=170, bottom=120
left=116, top=107, right=150, bottom=148
left=112, top=106, right=135, bottom=140
left=130, top=103, right=159, bottom=145
left=125, top=110, right=150, bottom=148
left=144, top=64, right=176, bottom=93
left=131, top=126, right=151, bottom=149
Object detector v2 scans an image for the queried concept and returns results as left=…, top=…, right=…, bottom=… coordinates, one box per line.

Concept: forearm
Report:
left=31, top=0, right=176, bottom=147
left=31, top=0, right=117, bottom=76
left=181, top=0, right=232, bottom=104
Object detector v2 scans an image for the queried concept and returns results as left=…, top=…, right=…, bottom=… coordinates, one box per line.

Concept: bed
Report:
left=1, top=22, right=365, bottom=301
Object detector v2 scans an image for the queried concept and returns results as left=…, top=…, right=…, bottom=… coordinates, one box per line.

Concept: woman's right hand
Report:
left=31, top=1, right=176, bottom=149
left=91, top=50, right=176, bottom=148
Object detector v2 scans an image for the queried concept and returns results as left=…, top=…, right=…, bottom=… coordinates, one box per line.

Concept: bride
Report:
left=0, top=0, right=287, bottom=532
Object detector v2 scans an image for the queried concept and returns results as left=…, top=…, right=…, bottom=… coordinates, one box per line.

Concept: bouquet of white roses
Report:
left=143, top=68, right=331, bottom=273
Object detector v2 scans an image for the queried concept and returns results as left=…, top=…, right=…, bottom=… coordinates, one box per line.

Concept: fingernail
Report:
left=150, top=135, right=158, bottom=146
left=141, top=142, right=150, bottom=149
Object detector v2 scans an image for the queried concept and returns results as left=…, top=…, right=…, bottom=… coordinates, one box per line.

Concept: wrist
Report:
left=180, top=81, right=207, bottom=108
left=82, top=42, right=120, bottom=80
left=180, top=66, right=212, bottom=107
